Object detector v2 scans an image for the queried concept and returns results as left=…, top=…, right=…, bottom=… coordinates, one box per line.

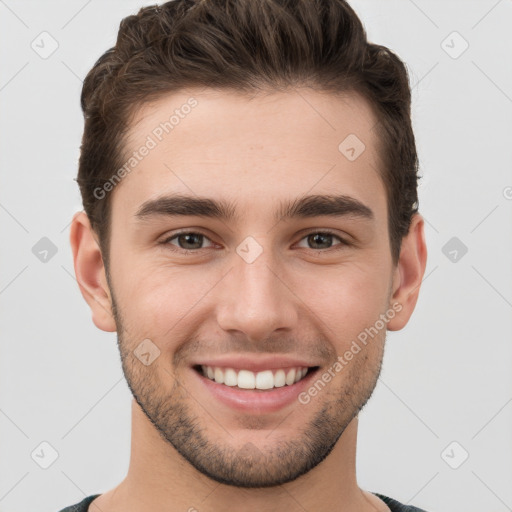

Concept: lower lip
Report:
left=193, top=368, right=318, bottom=414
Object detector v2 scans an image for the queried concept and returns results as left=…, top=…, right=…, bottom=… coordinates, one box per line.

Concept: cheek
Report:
left=114, top=263, right=215, bottom=338
left=302, top=262, right=390, bottom=346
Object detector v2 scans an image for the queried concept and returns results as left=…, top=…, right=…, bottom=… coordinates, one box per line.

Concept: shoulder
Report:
left=373, top=492, right=430, bottom=512
left=56, top=495, right=101, bottom=512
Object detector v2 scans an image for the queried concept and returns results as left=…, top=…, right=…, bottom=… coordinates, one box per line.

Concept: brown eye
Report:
left=296, top=231, right=348, bottom=250
left=163, top=232, right=215, bottom=252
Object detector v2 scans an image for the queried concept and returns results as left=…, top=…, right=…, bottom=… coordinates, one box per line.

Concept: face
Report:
left=102, top=87, right=400, bottom=487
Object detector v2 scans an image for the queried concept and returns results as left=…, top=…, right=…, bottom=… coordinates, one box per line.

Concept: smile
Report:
left=197, top=365, right=313, bottom=390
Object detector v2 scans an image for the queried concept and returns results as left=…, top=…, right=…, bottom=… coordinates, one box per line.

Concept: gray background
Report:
left=0, top=1, right=511, bottom=511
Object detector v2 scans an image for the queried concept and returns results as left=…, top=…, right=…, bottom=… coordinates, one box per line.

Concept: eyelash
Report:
left=160, top=229, right=350, bottom=254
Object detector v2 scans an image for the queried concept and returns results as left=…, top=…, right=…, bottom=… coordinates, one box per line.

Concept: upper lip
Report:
left=192, top=354, right=320, bottom=373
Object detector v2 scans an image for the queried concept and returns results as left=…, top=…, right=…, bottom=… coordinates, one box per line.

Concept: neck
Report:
left=90, top=399, right=388, bottom=512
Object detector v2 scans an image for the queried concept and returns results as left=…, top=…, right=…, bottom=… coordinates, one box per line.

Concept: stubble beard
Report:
left=111, top=292, right=384, bottom=488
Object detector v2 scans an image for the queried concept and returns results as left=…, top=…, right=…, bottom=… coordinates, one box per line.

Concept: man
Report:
left=62, top=0, right=428, bottom=510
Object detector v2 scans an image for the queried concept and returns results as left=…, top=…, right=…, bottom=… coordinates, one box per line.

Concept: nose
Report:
left=216, top=246, right=298, bottom=342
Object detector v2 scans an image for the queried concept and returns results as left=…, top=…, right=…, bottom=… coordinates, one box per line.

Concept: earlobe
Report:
left=69, top=211, right=117, bottom=332
left=386, top=213, right=428, bottom=332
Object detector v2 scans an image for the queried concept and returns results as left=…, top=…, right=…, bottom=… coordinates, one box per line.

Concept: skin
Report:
left=70, top=87, right=427, bottom=512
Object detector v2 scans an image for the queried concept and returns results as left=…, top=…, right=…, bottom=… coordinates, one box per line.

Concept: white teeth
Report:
left=224, top=368, right=238, bottom=386
left=255, top=370, right=274, bottom=390
left=214, top=367, right=224, bottom=384
left=200, top=365, right=311, bottom=390
left=285, top=368, right=296, bottom=386
left=237, top=370, right=255, bottom=389
left=274, top=369, right=286, bottom=387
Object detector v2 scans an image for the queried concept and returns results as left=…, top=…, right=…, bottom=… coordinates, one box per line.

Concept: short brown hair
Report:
left=78, top=0, right=419, bottom=267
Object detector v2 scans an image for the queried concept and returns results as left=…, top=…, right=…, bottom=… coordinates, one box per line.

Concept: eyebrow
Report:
left=135, top=193, right=374, bottom=223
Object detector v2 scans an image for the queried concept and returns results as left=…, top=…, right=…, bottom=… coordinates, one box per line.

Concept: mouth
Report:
left=192, top=363, right=321, bottom=414
left=193, top=364, right=319, bottom=391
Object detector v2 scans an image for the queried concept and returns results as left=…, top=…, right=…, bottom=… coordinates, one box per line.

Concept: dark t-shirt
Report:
left=57, top=492, right=429, bottom=511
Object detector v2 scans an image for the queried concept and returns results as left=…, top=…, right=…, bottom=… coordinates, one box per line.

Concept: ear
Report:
left=69, top=211, right=117, bottom=332
left=386, top=213, right=427, bottom=331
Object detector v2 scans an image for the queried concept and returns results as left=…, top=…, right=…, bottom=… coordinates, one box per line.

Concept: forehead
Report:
left=113, top=87, right=386, bottom=224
